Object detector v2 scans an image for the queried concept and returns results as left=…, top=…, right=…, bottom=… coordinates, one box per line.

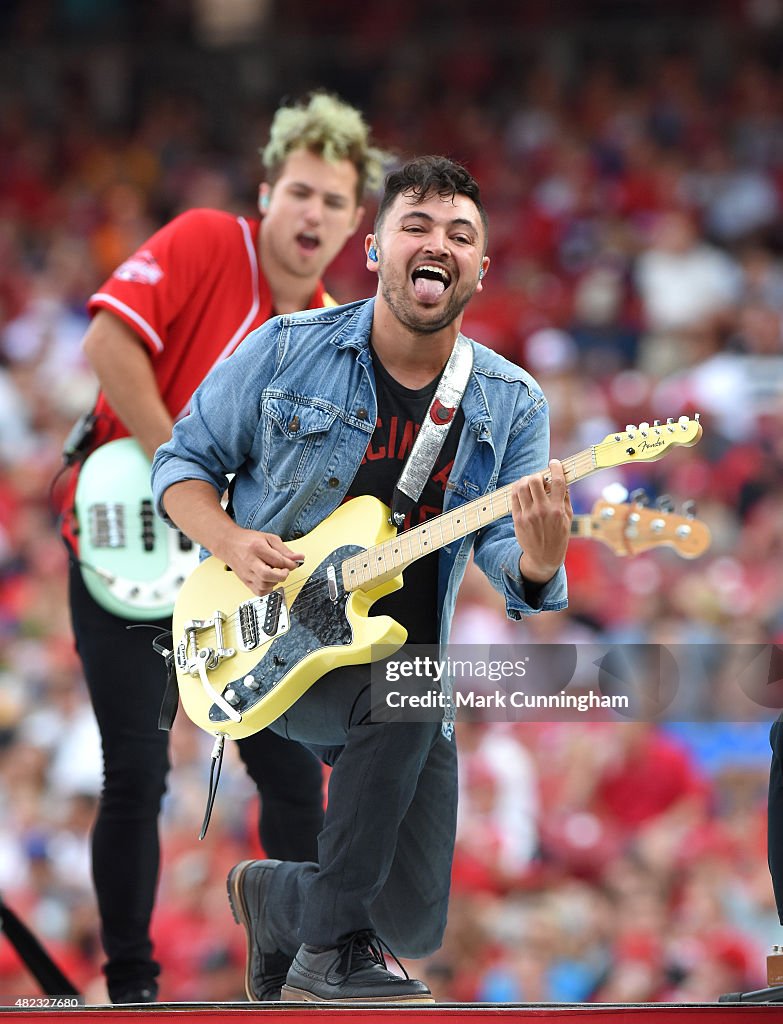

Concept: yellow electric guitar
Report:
left=572, top=496, right=711, bottom=558
left=172, top=415, right=702, bottom=739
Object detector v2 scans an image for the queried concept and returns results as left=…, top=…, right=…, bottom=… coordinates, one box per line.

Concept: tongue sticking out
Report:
left=414, top=276, right=445, bottom=303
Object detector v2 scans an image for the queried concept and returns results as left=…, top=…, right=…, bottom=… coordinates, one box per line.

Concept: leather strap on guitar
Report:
left=389, top=333, right=473, bottom=526
left=158, top=656, right=179, bottom=731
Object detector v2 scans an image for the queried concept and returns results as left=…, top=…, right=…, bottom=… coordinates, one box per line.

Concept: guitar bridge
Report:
left=175, top=592, right=289, bottom=671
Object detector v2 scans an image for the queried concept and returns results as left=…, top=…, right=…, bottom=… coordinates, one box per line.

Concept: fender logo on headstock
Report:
left=638, top=438, right=666, bottom=452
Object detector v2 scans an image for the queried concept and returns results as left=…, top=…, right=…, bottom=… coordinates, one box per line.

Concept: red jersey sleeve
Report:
left=86, top=209, right=221, bottom=356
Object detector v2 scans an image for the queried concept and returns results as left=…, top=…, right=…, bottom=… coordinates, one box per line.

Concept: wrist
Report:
left=212, top=521, right=247, bottom=566
left=518, top=553, right=556, bottom=586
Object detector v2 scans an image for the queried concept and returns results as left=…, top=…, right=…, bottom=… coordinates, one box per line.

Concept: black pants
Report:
left=68, top=561, right=324, bottom=996
left=769, top=715, right=783, bottom=922
left=264, top=664, right=458, bottom=958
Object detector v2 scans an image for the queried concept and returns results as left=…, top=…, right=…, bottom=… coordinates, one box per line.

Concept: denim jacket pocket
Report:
left=262, top=396, right=338, bottom=489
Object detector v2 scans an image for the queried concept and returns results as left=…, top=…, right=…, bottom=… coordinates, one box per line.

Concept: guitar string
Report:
left=285, top=422, right=693, bottom=610
left=203, top=448, right=594, bottom=634
left=187, top=426, right=696, bottom=642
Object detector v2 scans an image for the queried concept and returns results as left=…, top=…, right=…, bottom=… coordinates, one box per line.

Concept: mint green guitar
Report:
left=74, top=438, right=200, bottom=620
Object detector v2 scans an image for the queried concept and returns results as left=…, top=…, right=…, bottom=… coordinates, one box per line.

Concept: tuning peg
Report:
left=602, top=482, right=628, bottom=504
left=682, top=500, right=697, bottom=518
left=630, top=488, right=649, bottom=506
left=639, top=421, right=650, bottom=433
left=656, top=494, right=674, bottom=513
left=625, top=423, right=636, bottom=434
left=653, top=419, right=660, bottom=427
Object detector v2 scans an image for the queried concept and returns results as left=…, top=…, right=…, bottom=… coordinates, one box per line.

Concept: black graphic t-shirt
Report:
left=345, top=348, right=464, bottom=644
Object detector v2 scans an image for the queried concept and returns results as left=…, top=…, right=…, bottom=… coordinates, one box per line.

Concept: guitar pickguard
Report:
left=75, top=438, right=199, bottom=619
left=207, top=545, right=362, bottom=724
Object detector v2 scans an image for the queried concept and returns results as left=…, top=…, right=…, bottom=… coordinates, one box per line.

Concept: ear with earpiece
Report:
left=259, top=192, right=270, bottom=212
left=479, top=268, right=485, bottom=280
left=368, top=239, right=379, bottom=263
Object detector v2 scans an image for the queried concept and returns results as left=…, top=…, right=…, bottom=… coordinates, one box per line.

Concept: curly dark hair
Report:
left=375, top=155, right=488, bottom=247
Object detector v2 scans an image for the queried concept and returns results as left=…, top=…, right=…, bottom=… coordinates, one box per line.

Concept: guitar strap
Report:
left=389, top=333, right=473, bottom=527
left=157, top=652, right=179, bottom=732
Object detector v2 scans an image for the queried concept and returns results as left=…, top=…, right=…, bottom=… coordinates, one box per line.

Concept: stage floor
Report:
left=2, top=1002, right=783, bottom=1022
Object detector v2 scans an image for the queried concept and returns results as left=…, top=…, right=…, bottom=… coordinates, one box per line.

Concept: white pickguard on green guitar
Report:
left=74, top=438, right=200, bottom=620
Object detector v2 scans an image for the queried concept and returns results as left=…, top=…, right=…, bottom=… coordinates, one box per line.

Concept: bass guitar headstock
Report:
left=584, top=495, right=711, bottom=558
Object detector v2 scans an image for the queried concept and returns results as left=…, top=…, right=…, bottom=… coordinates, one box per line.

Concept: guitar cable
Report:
left=0, top=894, right=80, bottom=997
left=199, top=734, right=226, bottom=840
left=48, top=410, right=100, bottom=512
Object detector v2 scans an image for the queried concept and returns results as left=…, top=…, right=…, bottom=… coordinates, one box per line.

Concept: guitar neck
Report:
left=343, top=446, right=598, bottom=592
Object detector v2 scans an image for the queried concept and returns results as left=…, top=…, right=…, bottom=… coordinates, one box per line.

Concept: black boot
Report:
left=108, top=982, right=158, bottom=1005
left=282, top=931, right=434, bottom=1003
left=226, top=860, right=292, bottom=1001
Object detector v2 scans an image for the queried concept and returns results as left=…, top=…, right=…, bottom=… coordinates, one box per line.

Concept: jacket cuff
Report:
left=151, top=458, right=223, bottom=524
left=501, top=562, right=568, bottom=618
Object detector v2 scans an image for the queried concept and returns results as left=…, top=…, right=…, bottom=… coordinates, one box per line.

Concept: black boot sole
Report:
left=281, top=984, right=435, bottom=1004
left=227, top=859, right=283, bottom=1002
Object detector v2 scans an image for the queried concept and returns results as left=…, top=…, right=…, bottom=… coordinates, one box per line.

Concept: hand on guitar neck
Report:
left=511, top=458, right=573, bottom=585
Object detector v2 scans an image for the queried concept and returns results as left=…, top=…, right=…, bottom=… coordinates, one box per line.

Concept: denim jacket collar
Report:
left=330, top=296, right=376, bottom=353
left=331, top=296, right=493, bottom=436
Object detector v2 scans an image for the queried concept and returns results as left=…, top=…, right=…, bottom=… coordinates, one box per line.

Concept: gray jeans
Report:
left=265, top=664, right=458, bottom=957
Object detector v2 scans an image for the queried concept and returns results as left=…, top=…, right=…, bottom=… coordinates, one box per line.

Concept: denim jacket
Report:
left=151, top=298, right=567, bottom=647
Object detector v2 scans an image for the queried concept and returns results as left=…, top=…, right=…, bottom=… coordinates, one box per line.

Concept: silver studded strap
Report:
left=389, top=333, right=474, bottom=527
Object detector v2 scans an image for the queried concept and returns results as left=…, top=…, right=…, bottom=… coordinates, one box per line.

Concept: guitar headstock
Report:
left=593, top=415, right=702, bottom=470
left=587, top=497, right=711, bottom=558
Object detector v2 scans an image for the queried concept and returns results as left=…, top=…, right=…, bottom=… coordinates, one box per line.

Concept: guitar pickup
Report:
left=263, top=590, right=283, bottom=635
left=237, top=591, right=288, bottom=651
left=89, top=503, right=126, bottom=548
left=140, top=499, right=156, bottom=552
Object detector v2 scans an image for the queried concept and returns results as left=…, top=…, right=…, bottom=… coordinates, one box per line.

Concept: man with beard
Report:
left=151, top=156, right=571, bottom=1003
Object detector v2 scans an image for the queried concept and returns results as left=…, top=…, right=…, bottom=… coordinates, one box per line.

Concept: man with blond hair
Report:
left=62, top=93, right=387, bottom=1004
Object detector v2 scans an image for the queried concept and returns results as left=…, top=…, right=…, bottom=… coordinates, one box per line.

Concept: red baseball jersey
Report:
left=88, top=207, right=333, bottom=442
left=62, top=207, right=334, bottom=547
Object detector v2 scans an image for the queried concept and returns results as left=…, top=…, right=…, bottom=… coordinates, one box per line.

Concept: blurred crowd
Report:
left=2, top=0, right=783, bottom=1005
